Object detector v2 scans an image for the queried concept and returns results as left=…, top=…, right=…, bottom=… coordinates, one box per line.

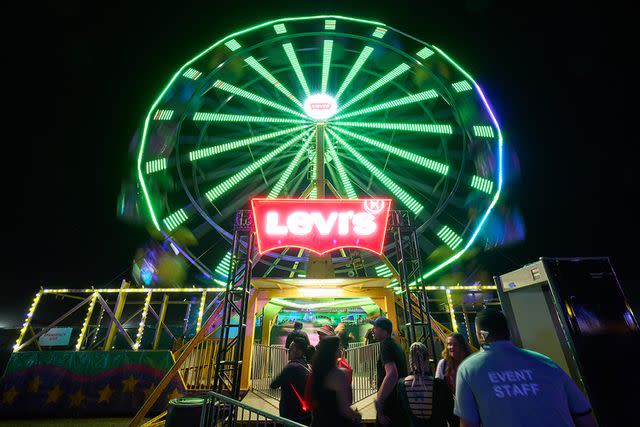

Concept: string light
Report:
left=133, top=291, right=152, bottom=351
left=196, top=291, right=207, bottom=333
left=446, top=289, right=458, bottom=332
left=75, top=292, right=98, bottom=351
left=13, top=290, right=43, bottom=352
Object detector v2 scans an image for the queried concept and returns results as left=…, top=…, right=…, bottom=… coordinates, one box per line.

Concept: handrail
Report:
left=202, top=391, right=306, bottom=426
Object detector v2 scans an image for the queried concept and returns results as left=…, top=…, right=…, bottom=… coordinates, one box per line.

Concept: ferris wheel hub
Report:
left=303, top=94, right=337, bottom=120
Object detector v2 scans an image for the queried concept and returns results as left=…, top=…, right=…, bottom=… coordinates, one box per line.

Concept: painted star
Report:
left=46, top=385, right=63, bottom=404
left=98, top=384, right=113, bottom=403
left=27, top=376, right=41, bottom=393
left=143, top=383, right=156, bottom=400
left=69, top=389, right=85, bottom=407
left=1, top=386, right=19, bottom=405
left=167, top=387, right=182, bottom=401
left=122, top=375, right=138, bottom=392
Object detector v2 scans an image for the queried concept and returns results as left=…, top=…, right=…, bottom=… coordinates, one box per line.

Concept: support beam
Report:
left=153, top=293, right=169, bottom=350
left=103, top=280, right=130, bottom=351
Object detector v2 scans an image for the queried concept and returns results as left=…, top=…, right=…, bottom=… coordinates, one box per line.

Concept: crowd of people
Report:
left=269, top=310, right=596, bottom=427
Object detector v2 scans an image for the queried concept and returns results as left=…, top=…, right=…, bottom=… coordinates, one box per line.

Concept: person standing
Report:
left=363, top=325, right=378, bottom=345
left=455, top=308, right=596, bottom=427
left=335, top=322, right=355, bottom=349
left=270, top=337, right=312, bottom=425
left=435, top=332, right=472, bottom=395
left=286, top=321, right=310, bottom=349
left=371, top=317, right=407, bottom=426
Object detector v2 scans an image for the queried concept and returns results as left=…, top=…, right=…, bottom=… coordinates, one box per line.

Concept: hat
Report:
left=370, top=317, right=393, bottom=334
left=317, top=324, right=335, bottom=336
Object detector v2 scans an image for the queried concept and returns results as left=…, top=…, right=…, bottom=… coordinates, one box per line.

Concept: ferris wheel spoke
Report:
left=268, top=133, right=314, bottom=198
left=331, top=120, right=453, bottom=135
left=334, top=46, right=374, bottom=101
left=331, top=126, right=449, bottom=176
left=188, top=125, right=310, bottom=162
left=244, top=56, right=304, bottom=109
left=333, top=89, right=439, bottom=120
left=321, top=39, right=334, bottom=94
left=282, top=43, right=311, bottom=97
left=324, top=132, right=357, bottom=199
left=192, top=112, right=309, bottom=124
left=204, top=130, right=309, bottom=203
left=209, top=80, right=306, bottom=118
left=337, top=63, right=411, bottom=112
left=327, top=129, right=424, bottom=215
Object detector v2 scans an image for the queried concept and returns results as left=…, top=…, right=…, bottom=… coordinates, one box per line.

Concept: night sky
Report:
left=2, top=1, right=637, bottom=328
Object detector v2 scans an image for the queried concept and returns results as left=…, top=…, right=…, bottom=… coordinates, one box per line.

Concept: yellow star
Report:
left=143, top=383, right=155, bottom=400
left=69, top=389, right=85, bottom=407
left=2, top=386, right=19, bottom=405
left=166, top=387, right=182, bottom=401
left=46, top=385, right=63, bottom=404
left=122, top=375, right=138, bottom=393
left=98, top=384, right=113, bottom=403
left=27, top=376, right=41, bottom=393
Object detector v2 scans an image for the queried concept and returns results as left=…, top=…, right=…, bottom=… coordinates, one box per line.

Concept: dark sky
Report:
left=2, top=1, right=637, bottom=327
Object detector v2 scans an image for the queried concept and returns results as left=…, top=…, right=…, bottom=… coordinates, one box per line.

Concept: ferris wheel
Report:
left=135, top=15, right=502, bottom=286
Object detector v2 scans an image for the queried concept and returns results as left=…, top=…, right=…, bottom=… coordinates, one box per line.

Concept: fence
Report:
left=180, top=337, right=220, bottom=390
left=343, top=342, right=380, bottom=403
left=251, top=344, right=288, bottom=400
left=201, top=391, right=306, bottom=426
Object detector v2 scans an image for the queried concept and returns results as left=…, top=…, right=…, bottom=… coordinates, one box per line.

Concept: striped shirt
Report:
left=404, top=375, right=434, bottom=420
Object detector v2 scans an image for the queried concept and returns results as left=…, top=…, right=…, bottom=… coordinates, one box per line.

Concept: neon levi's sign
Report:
left=251, top=198, right=392, bottom=255
left=303, top=94, right=337, bottom=120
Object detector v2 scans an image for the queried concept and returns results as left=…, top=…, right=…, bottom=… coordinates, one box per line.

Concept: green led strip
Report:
left=333, top=121, right=453, bottom=134
left=335, top=46, right=374, bottom=100
left=334, top=89, right=438, bottom=119
left=338, top=63, right=411, bottom=111
left=211, top=80, right=306, bottom=118
left=205, top=131, right=308, bottom=202
left=473, top=125, right=495, bottom=138
left=224, top=39, right=241, bottom=51
left=471, top=175, right=494, bottom=194
left=162, top=209, right=189, bottom=231
left=452, top=80, right=473, bottom=92
left=189, top=125, right=308, bottom=161
left=244, top=56, right=303, bottom=108
left=154, top=110, right=174, bottom=121
left=145, top=158, right=167, bottom=174
left=321, top=40, right=334, bottom=94
left=273, top=23, right=287, bottom=34
left=416, top=46, right=434, bottom=59
left=268, top=133, right=313, bottom=198
left=375, top=264, right=392, bottom=277
left=372, top=27, right=387, bottom=38
left=192, top=112, right=307, bottom=124
left=437, top=225, right=463, bottom=250
left=328, top=129, right=423, bottom=214
left=325, top=19, right=336, bottom=30
left=332, top=127, right=449, bottom=175
left=215, top=252, right=232, bottom=278
left=183, top=68, right=202, bottom=80
left=283, top=43, right=311, bottom=97
left=325, top=133, right=357, bottom=199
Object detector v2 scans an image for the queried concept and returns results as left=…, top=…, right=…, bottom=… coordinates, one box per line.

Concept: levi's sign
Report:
left=251, top=198, right=391, bottom=255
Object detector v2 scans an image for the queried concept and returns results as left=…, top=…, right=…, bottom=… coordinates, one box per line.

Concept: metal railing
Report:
left=251, top=344, right=288, bottom=400
left=180, top=337, right=220, bottom=390
left=344, top=342, right=380, bottom=403
left=347, top=341, right=365, bottom=349
left=201, top=391, right=306, bottom=426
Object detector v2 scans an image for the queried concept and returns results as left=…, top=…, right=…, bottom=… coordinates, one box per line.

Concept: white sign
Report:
left=303, top=94, right=337, bottom=120
left=38, top=327, right=73, bottom=347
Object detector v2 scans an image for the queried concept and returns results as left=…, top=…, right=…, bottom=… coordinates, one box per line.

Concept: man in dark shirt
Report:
left=372, top=317, right=407, bottom=426
left=285, top=321, right=310, bottom=349
left=270, top=337, right=311, bottom=425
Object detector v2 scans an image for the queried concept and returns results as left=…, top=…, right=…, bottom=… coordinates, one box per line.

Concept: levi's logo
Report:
left=310, top=102, right=332, bottom=110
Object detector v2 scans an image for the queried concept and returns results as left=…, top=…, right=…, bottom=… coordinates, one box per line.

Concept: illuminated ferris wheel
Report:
left=136, top=15, right=502, bottom=286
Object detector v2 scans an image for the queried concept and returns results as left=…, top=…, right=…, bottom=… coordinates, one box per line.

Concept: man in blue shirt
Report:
left=455, top=308, right=596, bottom=427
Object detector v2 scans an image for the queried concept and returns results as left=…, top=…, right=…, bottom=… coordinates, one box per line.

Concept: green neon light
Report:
left=189, top=125, right=308, bottom=161
left=437, top=225, right=463, bottom=250
left=372, top=27, right=387, bottom=38
left=205, top=131, right=308, bottom=202
left=211, top=80, right=306, bottom=117
left=183, top=68, right=202, bottom=80
left=321, top=40, right=334, bottom=94
left=338, top=63, right=411, bottom=111
left=325, top=19, right=336, bottom=30
left=283, top=43, right=311, bottom=97
left=334, top=89, right=438, bottom=119
left=224, top=39, right=241, bottom=51
left=244, top=56, right=303, bottom=108
left=452, top=80, right=473, bottom=92
left=416, top=46, right=434, bottom=59
left=215, top=252, right=232, bottom=278
left=325, top=133, right=357, bottom=199
left=162, top=209, right=189, bottom=231
left=268, top=134, right=313, bottom=198
left=271, top=297, right=372, bottom=310
left=375, top=264, right=392, bottom=277
left=335, top=46, right=374, bottom=101
left=145, top=158, right=167, bottom=174
left=328, top=129, right=424, bottom=214
left=192, top=112, right=307, bottom=124
left=332, top=127, right=449, bottom=175
left=273, top=23, right=287, bottom=34
left=333, top=121, right=453, bottom=134
left=473, top=125, right=495, bottom=138
left=471, top=175, right=494, bottom=194
left=153, top=110, right=174, bottom=121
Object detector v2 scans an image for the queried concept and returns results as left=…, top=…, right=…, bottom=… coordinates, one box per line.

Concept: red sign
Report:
left=251, top=198, right=392, bottom=255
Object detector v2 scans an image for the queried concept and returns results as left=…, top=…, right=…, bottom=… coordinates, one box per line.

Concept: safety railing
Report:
left=344, top=342, right=380, bottom=403
left=347, top=341, right=365, bottom=349
left=180, top=337, right=220, bottom=390
left=251, top=344, right=288, bottom=400
left=201, top=391, right=306, bottom=426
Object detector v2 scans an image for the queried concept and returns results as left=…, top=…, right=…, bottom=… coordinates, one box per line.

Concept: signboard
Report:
left=38, top=327, right=73, bottom=347
left=303, top=94, right=337, bottom=120
left=251, top=198, right=391, bottom=255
